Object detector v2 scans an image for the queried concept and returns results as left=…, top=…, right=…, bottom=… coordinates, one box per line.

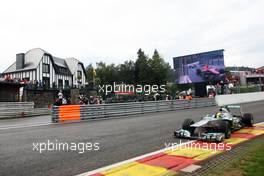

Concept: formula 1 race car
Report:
left=174, top=105, right=254, bottom=142
left=196, top=65, right=225, bottom=82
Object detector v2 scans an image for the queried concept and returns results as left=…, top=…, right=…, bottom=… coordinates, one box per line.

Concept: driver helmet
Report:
left=215, top=108, right=223, bottom=119
left=216, top=112, right=222, bottom=118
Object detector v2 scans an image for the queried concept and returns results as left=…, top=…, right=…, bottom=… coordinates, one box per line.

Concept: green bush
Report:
left=231, top=86, right=259, bottom=94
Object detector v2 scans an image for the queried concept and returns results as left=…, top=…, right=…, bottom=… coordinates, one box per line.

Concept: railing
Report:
left=0, top=102, right=50, bottom=119
left=52, top=98, right=216, bottom=122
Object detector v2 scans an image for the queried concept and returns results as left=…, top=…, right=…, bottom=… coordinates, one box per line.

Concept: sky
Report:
left=0, top=0, right=263, bottom=72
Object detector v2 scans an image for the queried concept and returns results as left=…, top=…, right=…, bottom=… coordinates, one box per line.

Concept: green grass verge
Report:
left=221, top=137, right=264, bottom=176
left=240, top=143, right=264, bottom=176
left=231, top=86, right=260, bottom=94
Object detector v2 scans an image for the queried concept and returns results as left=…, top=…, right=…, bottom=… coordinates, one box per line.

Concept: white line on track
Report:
left=76, top=121, right=264, bottom=176
left=0, top=122, right=52, bottom=130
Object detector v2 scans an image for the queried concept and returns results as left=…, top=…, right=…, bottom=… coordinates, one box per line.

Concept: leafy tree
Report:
left=119, top=60, right=135, bottom=84
left=96, top=62, right=118, bottom=84
left=225, top=66, right=255, bottom=72
left=85, top=49, right=172, bottom=88
left=149, top=49, right=171, bottom=85
left=85, top=64, right=95, bottom=84
left=135, top=48, right=151, bottom=84
left=94, top=62, right=106, bottom=85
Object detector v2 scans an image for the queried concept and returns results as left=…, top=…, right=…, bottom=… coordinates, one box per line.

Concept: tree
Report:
left=118, top=60, right=135, bottom=84
left=135, top=48, right=151, bottom=84
left=96, top=62, right=118, bottom=84
left=85, top=64, right=95, bottom=84
left=149, top=49, right=171, bottom=85
left=85, top=49, right=172, bottom=87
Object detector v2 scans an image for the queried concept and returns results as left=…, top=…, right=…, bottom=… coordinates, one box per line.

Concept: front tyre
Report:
left=218, top=121, right=231, bottom=139
left=182, top=118, right=194, bottom=130
left=182, top=119, right=195, bottom=135
left=242, top=113, right=254, bottom=127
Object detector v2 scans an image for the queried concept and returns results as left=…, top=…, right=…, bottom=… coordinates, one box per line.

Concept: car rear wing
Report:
left=222, top=105, right=243, bottom=116
left=224, top=105, right=241, bottom=109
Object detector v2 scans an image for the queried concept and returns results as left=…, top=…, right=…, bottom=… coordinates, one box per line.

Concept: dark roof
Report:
left=52, top=57, right=72, bottom=75
left=53, top=57, right=68, bottom=68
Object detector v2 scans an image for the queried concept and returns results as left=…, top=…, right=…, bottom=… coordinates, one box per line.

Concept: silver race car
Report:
left=174, top=105, right=254, bottom=142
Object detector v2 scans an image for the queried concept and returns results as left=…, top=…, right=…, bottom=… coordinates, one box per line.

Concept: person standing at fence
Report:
left=58, top=90, right=63, bottom=105
left=53, top=90, right=63, bottom=106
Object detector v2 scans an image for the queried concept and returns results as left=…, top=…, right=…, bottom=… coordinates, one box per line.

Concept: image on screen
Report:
left=173, top=50, right=226, bottom=84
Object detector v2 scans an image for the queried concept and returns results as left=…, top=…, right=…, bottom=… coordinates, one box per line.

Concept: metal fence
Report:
left=0, top=102, right=50, bottom=119
left=52, top=98, right=216, bottom=122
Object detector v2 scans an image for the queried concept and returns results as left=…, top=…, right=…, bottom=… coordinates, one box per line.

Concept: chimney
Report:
left=16, top=53, right=25, bottom=70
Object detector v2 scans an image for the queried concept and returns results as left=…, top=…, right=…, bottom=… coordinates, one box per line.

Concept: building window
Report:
left=65, top=80, right=69, bottom=88
left=43, top=63, right=50, bottom=73
left=58, top=79, right=63, bottom=89
left=77, top=71, right=82, bottom=79
left=43, top=77, right=50, bottom=88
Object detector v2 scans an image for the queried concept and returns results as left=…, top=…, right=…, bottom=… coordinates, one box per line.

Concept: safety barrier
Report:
left=215, top=91, right=264, bottom=106
left=0, top=102, right=50, bottom=119
left=52, top=98, right=216, bottom=123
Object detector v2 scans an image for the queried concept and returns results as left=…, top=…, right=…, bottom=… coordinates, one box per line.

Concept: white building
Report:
left=2, top=48, right=87, bottom=88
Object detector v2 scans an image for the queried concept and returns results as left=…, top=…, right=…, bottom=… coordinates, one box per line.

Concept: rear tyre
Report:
left=242, top=113, right=254, bottom=127
left=182, top=118, right=194, bottom=131
left=218, top=121, right=231, bottom=139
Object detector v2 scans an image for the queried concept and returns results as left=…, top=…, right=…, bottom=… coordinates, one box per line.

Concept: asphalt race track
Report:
left=0, top=101, right=264, bottom=176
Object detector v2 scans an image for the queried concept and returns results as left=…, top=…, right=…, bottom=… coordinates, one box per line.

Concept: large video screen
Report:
left=173, top=50, right=225, bottom=84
